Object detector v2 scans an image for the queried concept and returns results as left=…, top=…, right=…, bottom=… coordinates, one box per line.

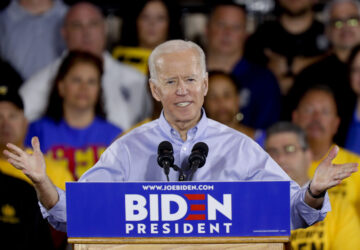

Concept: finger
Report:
left=335, top=171, right=353, bottom=179
left=8, top=158, right=25, bottom=170
left=6, top=143, right=26, bottom=157
left=334, top=162, right=358, bottom=169
left=31, top=136, right=42, bottom=153
left=3, top=149, right=23, bottom=162
left=333, top=165, right=358, bottom=175
left=345, top=166, right=358, bottom=174
left=322, top=145, right=339, bottom=165
left=328, top=179, right=342, bottom=189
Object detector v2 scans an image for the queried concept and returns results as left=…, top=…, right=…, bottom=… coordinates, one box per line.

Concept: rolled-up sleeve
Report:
left=244, top=140, right=331, bottom=230
left=290, top=184, right=331, bottom=229
left=39, top=187, right=67, bottom=232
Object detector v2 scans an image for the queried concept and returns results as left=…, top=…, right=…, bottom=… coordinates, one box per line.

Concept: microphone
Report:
left=187, top=142, right=209, bottom=181
left=157, top=141, right=174, bottom=181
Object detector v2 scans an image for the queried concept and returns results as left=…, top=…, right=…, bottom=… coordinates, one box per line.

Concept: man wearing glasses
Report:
left=265, top=121, right=360, bottom=249
left=285, top=0, right=360, bottom=146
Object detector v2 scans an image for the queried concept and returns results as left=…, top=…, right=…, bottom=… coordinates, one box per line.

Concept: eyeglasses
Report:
left=330, top=16, right=360, bottom=29
left=266, top=144, right=305, bottom=158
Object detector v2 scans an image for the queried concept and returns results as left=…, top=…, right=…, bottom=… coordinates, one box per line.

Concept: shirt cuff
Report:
left=298, top=186, right=331, bottom=226
left=38, top=187, right=67, bottom=232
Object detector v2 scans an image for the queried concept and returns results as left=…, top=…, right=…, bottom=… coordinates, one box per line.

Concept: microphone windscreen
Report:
left=158, top=141, right=173, bottom=155
left=192, top=142, right=209, bottom=157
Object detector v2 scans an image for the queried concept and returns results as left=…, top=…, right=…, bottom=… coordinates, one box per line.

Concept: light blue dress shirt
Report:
left=42, top=111, right=330, bottom=232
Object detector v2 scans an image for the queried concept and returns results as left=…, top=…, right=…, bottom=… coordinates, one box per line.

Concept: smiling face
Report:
left=149, top=48, right=208, bottom=130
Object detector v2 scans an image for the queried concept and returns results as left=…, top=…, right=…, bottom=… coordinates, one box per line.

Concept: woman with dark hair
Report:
left=204, top=71, right=266, bottom=147
left=25, top=51, right=122, bottom=180
left=345, top=44, right=360, bottom=154
left=112, top=0, right=183, bottom=75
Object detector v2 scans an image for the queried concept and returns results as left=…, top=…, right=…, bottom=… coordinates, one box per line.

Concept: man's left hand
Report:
left=311, top=146, right=358, bottom=196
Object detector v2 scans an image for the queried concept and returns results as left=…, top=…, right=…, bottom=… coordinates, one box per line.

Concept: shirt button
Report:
left=183, top=147, right=187, bottom=151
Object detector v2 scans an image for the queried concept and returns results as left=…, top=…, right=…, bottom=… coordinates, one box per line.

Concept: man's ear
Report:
left=149, top=80, right=161, bottom=102
left=203, top=73, right=209, bottom=96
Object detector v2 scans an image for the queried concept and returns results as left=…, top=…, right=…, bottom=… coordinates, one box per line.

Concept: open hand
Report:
left=3, top=136, right=46, bottom=184
left=311, top=146, right=358, bottom=196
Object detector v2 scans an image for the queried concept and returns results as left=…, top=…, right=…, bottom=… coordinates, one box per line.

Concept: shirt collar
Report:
left=158, top=108, right=208, bottom=143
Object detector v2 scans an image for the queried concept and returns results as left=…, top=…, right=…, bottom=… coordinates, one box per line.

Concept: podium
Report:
left=66, top=182, right=291, bottom=249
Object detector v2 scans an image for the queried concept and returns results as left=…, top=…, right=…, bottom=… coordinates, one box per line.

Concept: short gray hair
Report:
left=148, top=40, right=207, bottom=83
left=266, top=122, right=309, bottom=150
left=323, top=0, right=360, bottom=25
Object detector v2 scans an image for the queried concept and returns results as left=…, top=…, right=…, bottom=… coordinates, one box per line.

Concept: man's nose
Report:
left=176, top=80, right=188, bottom=95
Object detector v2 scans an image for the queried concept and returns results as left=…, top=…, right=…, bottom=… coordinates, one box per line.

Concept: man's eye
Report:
left=166, top=80, right=175, bottom=84
left=187, top=78, right=195, bottom=82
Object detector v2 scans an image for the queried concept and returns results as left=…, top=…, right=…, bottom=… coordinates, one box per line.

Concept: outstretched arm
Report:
left=3, top=136, right=59, bottom=209
left=306, top=146, right=358, bottom=209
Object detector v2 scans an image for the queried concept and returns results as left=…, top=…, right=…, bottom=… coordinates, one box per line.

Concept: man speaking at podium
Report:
left=4, top=40, right=358, bottom=232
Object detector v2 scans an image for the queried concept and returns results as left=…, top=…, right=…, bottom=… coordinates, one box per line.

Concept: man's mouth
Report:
left=176, top=102, right=191, bottom=107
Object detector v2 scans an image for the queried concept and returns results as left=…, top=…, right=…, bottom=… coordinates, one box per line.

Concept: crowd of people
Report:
left=1, top=0, right=360, bottom=249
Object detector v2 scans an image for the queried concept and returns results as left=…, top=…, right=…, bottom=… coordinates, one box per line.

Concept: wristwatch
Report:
left=307, top=180, right=326, bottom=199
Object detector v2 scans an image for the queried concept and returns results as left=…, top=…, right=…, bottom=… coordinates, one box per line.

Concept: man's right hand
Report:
left=4, top=136, right=60, bottom=209
left=3, top=136, right=47, bottom=184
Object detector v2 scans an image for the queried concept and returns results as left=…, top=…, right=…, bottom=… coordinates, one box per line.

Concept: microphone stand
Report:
left=187, top=161, right=200, bottom=181
left=163, top=162, right=170, bottom=182
left=171, top=165, right=186, bottom=181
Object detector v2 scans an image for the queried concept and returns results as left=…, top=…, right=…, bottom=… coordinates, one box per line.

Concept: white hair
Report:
left=323, top=0, right=360, bottom=25
left=148, top=40, right=207, bottom=83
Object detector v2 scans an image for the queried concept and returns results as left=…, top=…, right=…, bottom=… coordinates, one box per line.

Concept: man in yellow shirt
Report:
left=0, top=85, right=73, bottom=189
left=266, top=121, right=360, bottom=249
left=292, top=85, right=360, bottom=216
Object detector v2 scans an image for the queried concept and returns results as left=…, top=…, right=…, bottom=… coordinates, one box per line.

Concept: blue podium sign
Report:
left=66, top=181, right=290, bottom=238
